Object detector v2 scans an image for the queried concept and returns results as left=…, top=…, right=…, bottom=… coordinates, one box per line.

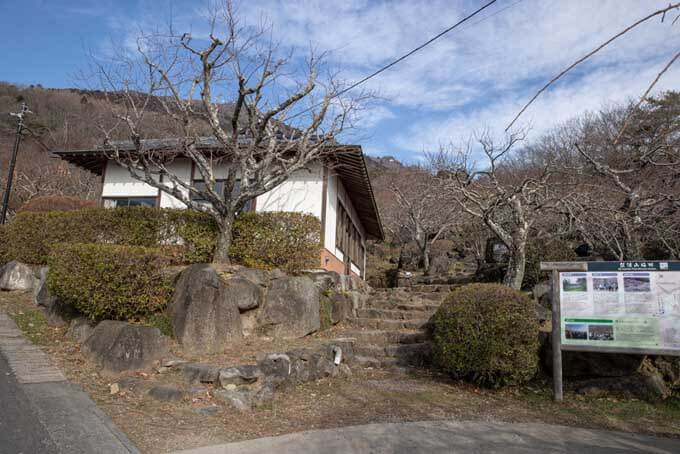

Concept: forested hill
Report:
left=0, top=82, right=411, bottom=219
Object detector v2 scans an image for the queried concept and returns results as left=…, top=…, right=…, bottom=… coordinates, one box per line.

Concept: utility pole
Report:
left=1, top=102, right=31, bottom=224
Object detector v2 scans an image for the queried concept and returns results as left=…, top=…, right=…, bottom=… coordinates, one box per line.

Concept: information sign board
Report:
left=560, top=261, right=680, bottom=351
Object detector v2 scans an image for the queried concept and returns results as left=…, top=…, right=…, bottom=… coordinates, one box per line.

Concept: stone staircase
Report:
left=343, top=285, right=455, bottom=368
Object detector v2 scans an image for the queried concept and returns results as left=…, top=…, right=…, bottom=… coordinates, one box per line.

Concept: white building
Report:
left=54, top=143, right=383, bottom=279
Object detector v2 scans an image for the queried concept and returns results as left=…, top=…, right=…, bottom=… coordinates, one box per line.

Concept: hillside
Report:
left=0, top=83, right=410, bottom=225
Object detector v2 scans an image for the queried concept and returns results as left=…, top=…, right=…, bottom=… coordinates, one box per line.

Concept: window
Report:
left=103, top=197, right=157, bottom=208
left=335, top=201, right=364, bottom=274
left=191, top=179, right=253, bottom=212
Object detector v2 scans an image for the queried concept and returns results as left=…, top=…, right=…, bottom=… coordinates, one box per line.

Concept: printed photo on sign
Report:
left=588, top=324, right=614, bottom=341
left=565, top=323, right=588, bottom=340
left=624, top=275, right=651, bottom=292
left=593, top=276, right=618, bottom=292
left=563, top=276, right=587, bottom=292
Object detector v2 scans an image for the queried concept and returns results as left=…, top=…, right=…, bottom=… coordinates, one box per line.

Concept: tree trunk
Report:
left=422, top=243, right=431, bottom=275
left=213, top=214, right=235, bottom=264
left=503, top=237, right=527, bottom=290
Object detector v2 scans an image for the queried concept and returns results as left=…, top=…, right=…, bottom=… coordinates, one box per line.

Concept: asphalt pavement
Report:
left=0, top=351, right=60, bottom=454
left=0, top=310, right=138, bottom=454
left=171, top=420, right=680, bottom=454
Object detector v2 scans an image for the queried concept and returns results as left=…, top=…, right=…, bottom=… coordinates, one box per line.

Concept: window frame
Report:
left=335, top=200, right=365, bottom=274
left=102, top=196, right=158, bottom=208
left=190, top=178, right=254, bottom=212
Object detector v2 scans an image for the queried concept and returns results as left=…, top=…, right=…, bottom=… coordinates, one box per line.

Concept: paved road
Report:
left=172, top=420, right=680, bottom=454
left=0, top=310, right=138, bottom=454
left=0, top=351, right=60, bottom=454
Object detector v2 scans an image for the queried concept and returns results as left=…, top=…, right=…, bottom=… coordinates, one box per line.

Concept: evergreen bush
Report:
left=47, top=243, right=173, bottom=320
left=431, top=283, right=539, bottom=388
left=231, top=211, right=322, bottom=273
left=1, top=207, right=216, bottom=265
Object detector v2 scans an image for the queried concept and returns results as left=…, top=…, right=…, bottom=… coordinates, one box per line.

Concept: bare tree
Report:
left=432, top=131, right=560, bottom=289
left=92, top=2, right=362, bottom=263
left=385, top=166, right=457, bottom=274
left=561, top=92, right=680, bottom=260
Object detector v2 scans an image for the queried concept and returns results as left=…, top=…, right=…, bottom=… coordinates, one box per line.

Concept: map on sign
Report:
left=560, top=262, right=680, bottom=350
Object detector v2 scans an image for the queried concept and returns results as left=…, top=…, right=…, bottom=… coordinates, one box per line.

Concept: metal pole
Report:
left=551, top=269, right=563, bottom=402
left=1, top=103, right=30, bottom=224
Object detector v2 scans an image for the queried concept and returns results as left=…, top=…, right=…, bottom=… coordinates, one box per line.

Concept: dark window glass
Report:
left=191, top=179, right=253, bottom=212
left=191, top=180, right=225, bottom=201
left=104, top=197, right=157, bottom=208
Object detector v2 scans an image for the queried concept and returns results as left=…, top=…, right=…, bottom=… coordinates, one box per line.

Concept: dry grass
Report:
left=1, top=290, right=679, bottom=454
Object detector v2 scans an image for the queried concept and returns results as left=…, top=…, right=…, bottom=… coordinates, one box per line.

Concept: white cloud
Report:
left=98, top=0, right=680, bottom=157
left=392, top=57, right=680, bottom=154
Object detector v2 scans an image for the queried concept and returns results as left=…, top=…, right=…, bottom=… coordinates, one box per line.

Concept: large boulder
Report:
left=82, top=321, right=170, bottom=375
left=66, top=317, right=96, bottom=343
left=329, top=292, right=353, bottom=324
left=169, top=264, right=243, bottom=353
left=258, top=276, right=319, bottom=338
left=34, top=272, right=78, bottom=326
left=302, top=270, right=342, bottom=291
left=0, top=261, right=36, bottom=291
left=227, top=277, right=263, bottom=312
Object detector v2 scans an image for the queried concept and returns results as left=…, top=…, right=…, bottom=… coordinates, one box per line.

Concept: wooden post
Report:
left=551, top=269, right=563, bottom=402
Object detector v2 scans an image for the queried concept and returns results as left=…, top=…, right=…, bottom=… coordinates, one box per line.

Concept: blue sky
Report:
left=1, top=0, right=679, bottom=162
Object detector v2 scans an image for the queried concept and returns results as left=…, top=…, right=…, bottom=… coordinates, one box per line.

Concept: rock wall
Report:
left=170, top=265, right=369, bottom=351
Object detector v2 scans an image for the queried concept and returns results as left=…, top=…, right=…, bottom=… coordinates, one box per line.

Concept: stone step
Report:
left=342, top=329, right=429, bottom=345
left=350, top=318, right=431, bottom=331
left=367, top=301, right=440, bottom=311
left=352, top=355, right=399, bottom=368
left=352, top=350, right=431, bottom=369
left=356, top=308, right=433, bottom=320
left=353, top=342, right=431, bottom=359
left=370, top=284, right=457, bottom=294
left=369, top=292, right=446, bottom=301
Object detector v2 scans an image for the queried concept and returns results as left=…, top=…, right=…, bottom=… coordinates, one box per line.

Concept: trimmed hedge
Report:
left=2, top=207, right=216, bottom=265
left=432, top=283, right=539, bottom=388
left=231, top=211, right=322, bottom=273
left=47, top=243, right=173, bottom=320
left=2, top=208, right=320, bottom=272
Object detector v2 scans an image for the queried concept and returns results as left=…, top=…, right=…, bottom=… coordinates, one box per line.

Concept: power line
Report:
left=288, top=0, right=503, bottom=121
left=334, top=0, right=500, bottom=99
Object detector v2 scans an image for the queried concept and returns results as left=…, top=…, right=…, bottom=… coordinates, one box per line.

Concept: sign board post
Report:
left=540, top=260, right=680, bottom=402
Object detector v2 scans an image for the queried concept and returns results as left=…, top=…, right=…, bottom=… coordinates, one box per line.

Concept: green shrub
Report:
left=145, top=313, right=174, bottom=337
left=2, top=207, right=216, bottom=265
left=231, top=211, right=321, bottom=273
left=47, top=243, right=173, bottom=320
left=522, top=239, right=578, bottom=290
left=432, top=283, right=539, bottom=388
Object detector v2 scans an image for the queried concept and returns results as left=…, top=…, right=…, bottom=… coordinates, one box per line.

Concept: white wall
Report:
left=255, top=163, right=324, bottom=218
left=103, top=160, right=325, bottom=217
left=324, top=170, right=367, bottom=271
left=102, top=160, right=367, bottom=276
left=159, top=159, right=192, bottom=208
left=102, top=162, right=159, bottom=198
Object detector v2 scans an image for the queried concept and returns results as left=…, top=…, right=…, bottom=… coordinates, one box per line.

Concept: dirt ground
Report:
left=2, top=290, right=680, bottom=454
